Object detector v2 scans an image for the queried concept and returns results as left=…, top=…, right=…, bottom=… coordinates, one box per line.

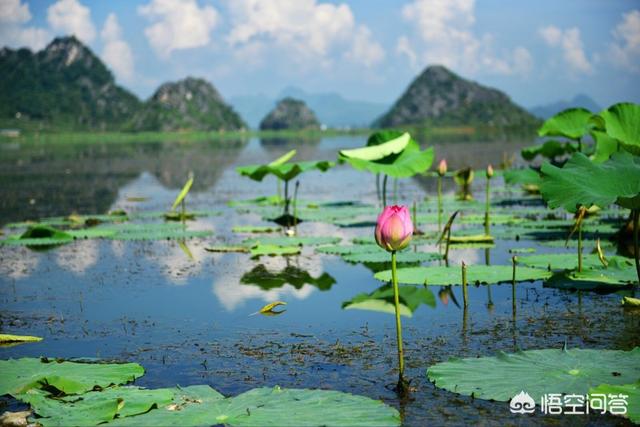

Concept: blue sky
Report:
left=1, top=0, right=639, bottom=108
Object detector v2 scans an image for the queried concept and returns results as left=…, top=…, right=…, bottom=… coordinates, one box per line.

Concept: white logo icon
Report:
left=510, top=391, right=536, bottom=414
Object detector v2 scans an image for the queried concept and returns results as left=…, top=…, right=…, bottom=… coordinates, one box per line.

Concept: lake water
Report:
left=0, top=135, right=637, bottom=425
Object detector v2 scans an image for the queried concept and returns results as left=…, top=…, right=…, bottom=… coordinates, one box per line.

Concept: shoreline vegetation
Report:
left=0, top=124, right=538, bottom=145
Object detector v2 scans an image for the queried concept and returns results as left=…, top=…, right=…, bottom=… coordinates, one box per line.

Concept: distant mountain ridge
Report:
left=0, top=36, right=244, bottom=132
left=229, top=87, right=388, bottom=129
left=0, top=36, right=140, bottom=130
left=529, top=94, right=601, bottom=119
left=374, top=65, right=539, bottom=128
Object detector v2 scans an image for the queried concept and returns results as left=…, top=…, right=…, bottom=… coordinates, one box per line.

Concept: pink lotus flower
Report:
left=375, top=205, right=413, bottom=252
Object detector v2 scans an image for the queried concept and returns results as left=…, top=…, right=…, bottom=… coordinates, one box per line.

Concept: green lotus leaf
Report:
left=18, top=386, right=174, bottom=427
left=315, top=244, right=381, bottom=255
left=342, top=251, right=441, bottom=265
left=591, top=130, right=620, bottom=163
left=232, top=225, right=279, bottom=233
left=342, top=284, right=435, bottom=317
left=340, top=138, right=434, bottom=178
left=0, top=225, right=73, bottom=246
left=374, top=265, right=551, bottom=285
left=339, top=132, right=410, bottom=161
left=0, top=358, right=144, bottom=396
left=540, top=151, right=640, bottom=212
left=249, top=244, right=301, bottom=258
left=109, top=385, right=400, bottom=427
left=518, top=253, right=633, bottom=271
left=521, top=140, right=578, bottom=161
left=243, top=236, right=340, bottom=247
left=427, top=347, right=640, bottom=402
left=598, top=102, right=640, bottom=155
left=538, top=107, right=593, bottom=140
left=589, top=382, right=640, bottom=424
left=503, top=168, right=542, bottom=186
left=237, top=160, right=334, bottom=182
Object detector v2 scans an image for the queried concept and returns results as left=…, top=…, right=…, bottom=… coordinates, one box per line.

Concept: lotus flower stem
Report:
left=484, top=177, right=491, bottom=236
left=293, top=180, right=300, bottom=229
left=437, top=176, right=443, bottom=233
left=577, top=219, right=583, bottom=273
left=633, top=209, right=640, bottom=284
left=461, top=261, right=468, bottom=308
left=511, top=256, right=517, bottom=319
left=390, top=250, right=406, bottom=388
left=382, top=175, right=388, bottom=207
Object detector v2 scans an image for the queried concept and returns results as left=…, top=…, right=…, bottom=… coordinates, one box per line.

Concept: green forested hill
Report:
left=0, top=36, right=140, bottom=131
left=374, top=65, right=540, bottom=129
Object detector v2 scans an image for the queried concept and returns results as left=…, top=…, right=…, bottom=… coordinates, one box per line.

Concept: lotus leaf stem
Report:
left=633, top=209, right=639, bottom=284
left=382, top=175, right=388, bottom=207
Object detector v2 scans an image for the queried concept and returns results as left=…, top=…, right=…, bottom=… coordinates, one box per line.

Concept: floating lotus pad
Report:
left=342, top=251, right=441, bottom=264
left=0, top=358, right=145, bottom=396
left=518, top=253, right=632, bottom=271
left=110, top=385, right=400, bottom=427
left=243, top=236, right=341, bottom=247
left=250, top=244, right=301, bottom=258
left=427, top=347, right=640, bottom=403
left=0, top=225, right=73, bottom=246
left=374, top=265, right=551, bottom=286
left=232, top=225, right=280, bottom=233
left=590, top=382, right=640, bottom=424
left=18, top=386, right=174, bottom=427
left=316, top=244, right=381, bottom=255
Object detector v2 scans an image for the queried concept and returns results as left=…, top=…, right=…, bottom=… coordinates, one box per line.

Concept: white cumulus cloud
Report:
left=138, top=0, right=219, bottom=58
left=225, top=0, right=384, bottom=67
left=538, top=25, right=593, bottom=74
left=101, top=13, right=134, bottom=81
left=610, top=9, right=640, bottom=72
left=397, top=0, right=532, bottom=75
left=0, top=0, right=50, bottom=50
left=47, top=0, right=96, bottom=43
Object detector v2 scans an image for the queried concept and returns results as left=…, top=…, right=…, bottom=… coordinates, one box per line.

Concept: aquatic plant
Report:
left=484, top=164, right=494, bottom=236
left=237, top=150, right=333, bottom=227
left=374, top=205, right=413, bottom=393
left=339, top=131, right=434, bottom=207
left=540, top=151, right=640, bottom=282
left=453, top=167, right=474, bottom=200
left=165, top=174, right=194, bottom=222
left=538, top=107, right=594, bottom=152
left=436, top=159, right=447, bottom=232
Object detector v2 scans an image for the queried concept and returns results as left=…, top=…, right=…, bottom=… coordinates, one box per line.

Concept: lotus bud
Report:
left=486, top=164, right=494, bottom=179
left=375, top=205, right=413, bottom=252
left=437, top=159, right=447, bottom=177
